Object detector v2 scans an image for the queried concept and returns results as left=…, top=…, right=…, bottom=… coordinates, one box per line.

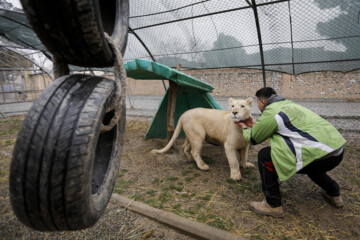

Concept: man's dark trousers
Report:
left=257, top=146, right=344, bottom=207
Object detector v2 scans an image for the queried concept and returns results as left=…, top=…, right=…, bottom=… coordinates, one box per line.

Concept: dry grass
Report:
left=118, top=120, right=360, bottom=240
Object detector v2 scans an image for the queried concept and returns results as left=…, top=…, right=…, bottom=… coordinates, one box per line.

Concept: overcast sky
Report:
left=7, top=0, right=21, bottom=9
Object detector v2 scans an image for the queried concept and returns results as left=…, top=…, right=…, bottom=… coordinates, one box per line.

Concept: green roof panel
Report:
left=124, top=59, right=214, bottom=92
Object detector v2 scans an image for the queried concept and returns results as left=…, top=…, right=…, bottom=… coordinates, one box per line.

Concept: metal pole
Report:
left=0, top=71, right=6, bottom=103
left=288, top=1, right=295, bottom=75
left=41, top=72, right=47, bottom=88
left=21, top=69, right=27, bottom=102
left=11, top=71, right=17, bottom=102
left=30, top=74, right=35, bottom=101
left=251, top=0, right=267, bottom=87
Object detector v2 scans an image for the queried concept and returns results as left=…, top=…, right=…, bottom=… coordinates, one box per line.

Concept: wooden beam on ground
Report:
left=111, top=194, right=246, bottom=240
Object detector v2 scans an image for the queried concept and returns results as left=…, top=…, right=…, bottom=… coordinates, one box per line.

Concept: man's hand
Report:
left=235, top=116, right=256, bottom=128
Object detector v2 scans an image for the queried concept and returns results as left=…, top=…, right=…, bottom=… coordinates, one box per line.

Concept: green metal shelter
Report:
left=124, top=59, right=222, bottom=140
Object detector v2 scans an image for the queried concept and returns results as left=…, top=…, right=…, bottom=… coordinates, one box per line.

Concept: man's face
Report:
left=257, top=98, right=266, bottom=113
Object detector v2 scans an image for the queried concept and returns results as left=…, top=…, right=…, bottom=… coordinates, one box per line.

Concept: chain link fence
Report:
left=125, top=0, right=360, bottom=75
left=0, top=0, right=359, bottom=116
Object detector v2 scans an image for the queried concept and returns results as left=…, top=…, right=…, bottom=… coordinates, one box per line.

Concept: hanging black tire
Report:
left=20, top=0, right=129, bottom=67
left=9, top=74, right=126, bottom=231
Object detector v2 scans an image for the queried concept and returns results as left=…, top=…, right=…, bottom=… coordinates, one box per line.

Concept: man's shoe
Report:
left=249, top=200, right=284, bottom=217
left=321, top=190, right=344, bottom=208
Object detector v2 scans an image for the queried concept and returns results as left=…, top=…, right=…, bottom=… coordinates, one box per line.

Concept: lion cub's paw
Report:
left=231, top=171, right=242, bottom=181
left=198, top=163, right=209, bottom=171
left=242, top=162, right=255, bottom=168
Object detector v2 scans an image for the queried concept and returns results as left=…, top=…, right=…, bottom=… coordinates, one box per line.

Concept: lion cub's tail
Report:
left=151, top=117, right=183, bottom=154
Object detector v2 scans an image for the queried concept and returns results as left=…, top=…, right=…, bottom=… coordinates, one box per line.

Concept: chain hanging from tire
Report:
left=100, top=33, right=127, bottom=133
left=53, top=34, right=127, bottom=133
left=52, top=34, right=127, bottom=133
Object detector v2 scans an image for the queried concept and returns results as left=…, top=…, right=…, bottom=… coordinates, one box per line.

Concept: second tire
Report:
left=20, top=0, right=129, bottom=67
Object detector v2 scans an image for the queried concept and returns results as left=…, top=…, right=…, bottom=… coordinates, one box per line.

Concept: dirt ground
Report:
left=1, top=116, right=360, bottom=239
left=0, top=116, right=197, bottom=240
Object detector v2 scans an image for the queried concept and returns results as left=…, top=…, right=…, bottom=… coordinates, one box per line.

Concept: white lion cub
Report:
left=151, top=97, right=255, bottom=181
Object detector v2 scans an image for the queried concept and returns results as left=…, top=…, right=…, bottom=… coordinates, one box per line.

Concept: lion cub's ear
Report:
left=246, top=97, right=253, bottom=107
left=228, top=98, right=234, bottom=104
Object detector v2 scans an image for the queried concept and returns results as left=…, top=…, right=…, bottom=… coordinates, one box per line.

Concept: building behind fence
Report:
left=0, top=70, right=51, bottom=104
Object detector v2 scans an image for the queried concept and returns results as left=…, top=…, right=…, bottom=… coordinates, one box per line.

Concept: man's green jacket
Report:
left=243, top=95, right=346, bottom=181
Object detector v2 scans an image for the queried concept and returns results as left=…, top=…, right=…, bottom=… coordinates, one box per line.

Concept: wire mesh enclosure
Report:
left=124, top=0, right=360, bottom=76
left=0, top=0, right=359, bottom=93
left=0, top=35, right=52, bottom=116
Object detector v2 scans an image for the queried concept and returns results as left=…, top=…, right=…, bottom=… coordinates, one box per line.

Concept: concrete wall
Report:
left=24, top=72, right=52, bottom=100
left=282, top=71, right=360, bottom=101
left=29, top=69, right=359, bottom=101
left=125, top=68, right=360, bottom=101
left=127, top=78, right=167, bottom=96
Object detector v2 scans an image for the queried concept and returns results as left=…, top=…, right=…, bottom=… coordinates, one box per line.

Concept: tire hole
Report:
left=92, top=110, right=116, bottom=194
left=99, top=1, right=116, bottom=35
left=102, top=109, right=115, bottom=126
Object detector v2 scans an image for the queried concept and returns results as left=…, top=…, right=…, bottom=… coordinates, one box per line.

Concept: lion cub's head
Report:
left=228, top=97, right=253, bottom=122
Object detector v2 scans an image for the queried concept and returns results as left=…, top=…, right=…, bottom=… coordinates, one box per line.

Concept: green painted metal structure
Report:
left=124, top=59, right=222, bottom=139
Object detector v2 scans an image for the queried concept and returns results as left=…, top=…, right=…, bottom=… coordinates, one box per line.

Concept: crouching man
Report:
left=236, top=87, right=346, bottom=217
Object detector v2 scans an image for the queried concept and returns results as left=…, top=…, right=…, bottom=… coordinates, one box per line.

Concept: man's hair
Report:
left=255, top=87, right=277, bottom=100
